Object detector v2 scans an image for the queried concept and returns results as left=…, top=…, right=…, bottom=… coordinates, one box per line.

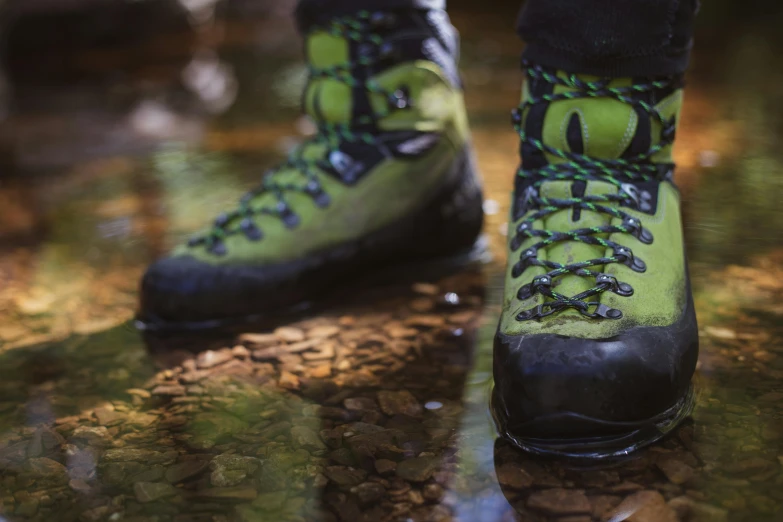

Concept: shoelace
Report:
left=188, top=11, right=408, bottom=255
left=511, top=62, right=680, bottom=321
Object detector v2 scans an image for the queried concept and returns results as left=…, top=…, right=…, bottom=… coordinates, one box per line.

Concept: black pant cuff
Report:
left=295, top=0, right=444, bottom=32
left=521, top=42, right=693, bottom=77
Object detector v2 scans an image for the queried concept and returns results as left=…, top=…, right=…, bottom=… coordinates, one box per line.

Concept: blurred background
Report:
left=0, top=1, right=782, bottom=521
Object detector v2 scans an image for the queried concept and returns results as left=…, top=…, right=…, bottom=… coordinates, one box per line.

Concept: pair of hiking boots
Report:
left=139, top=7, right=698, bottom=458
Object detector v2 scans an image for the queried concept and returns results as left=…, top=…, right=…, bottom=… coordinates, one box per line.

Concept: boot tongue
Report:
left=302, top=31, right=354, bottom=125
left=536, top=76, right=641, bottom=301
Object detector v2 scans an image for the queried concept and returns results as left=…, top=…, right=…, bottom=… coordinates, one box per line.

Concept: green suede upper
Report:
left=500, top=72, right=687, bottom=340
left=173, top=16, right=471, bottom=266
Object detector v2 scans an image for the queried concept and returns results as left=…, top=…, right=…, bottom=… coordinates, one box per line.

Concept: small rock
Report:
left=412, top=283, right=439, bottom=295
left=279, top=371, right=301, bottom=390
left=198, top=487, right=258, bottom=501
left=166, top=460, right=210, bottom=483
left=69, top=478, right=92, bottom=493
left=351, top=482, right=385, bottom=504
left=405, top=315, right=446, bottom=328
left=79, top=506, right=110, bottom=521
left=231, top=345, right=250, bottom=358
left=251, top=491, right=288, bottom=512
left=422, top=483, right=443, bottom=502
left=126, top=388, right=152, bottom=399
left=291, top=426, right=326, bottom=451
left=656, top=457, right=694, bottom=485
left=309, top=364, right=332, bottom=378
left=377, top=390, right=423, bottom=417
left=210, top=454, right=260, bottom=487
left=103, top=448, right=162, bottom=462
left=527, top=488, right=590, bottom=516
left=27, top=457, right=67, bottom=480
left=72, top=426, right=111, bottom=446
left=274, top=326, right=306, bottom=342
left=94, top=407, right=126, bottom=426
left=496, top=463, right=533, bottom=489
left=345, top=398, right=377, bottom=411
left=324, top=466, right=367, bottom=487
left=15, top=499, right=39, bottom=517
left=375, top=459, right=397, bottom=475
left=605, top=491, right=677, bottom=522
left=197, top=350, right=233, bottom=369
left=384, top=324, right=419, bottom=339
left=238, top=332, right=278, bottom=346
left=152, top=385, right=187, bottom=397
left=307, top=325, right=340, bottom=339
left=396, top=457, right=438, bottom=482
left=134, top=482, right=177, bottom=503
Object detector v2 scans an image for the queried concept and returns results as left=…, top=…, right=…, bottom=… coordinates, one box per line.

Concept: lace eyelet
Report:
left=208, top=241, right=227, bottom=256
left=240, top=219, right=263, bottom=241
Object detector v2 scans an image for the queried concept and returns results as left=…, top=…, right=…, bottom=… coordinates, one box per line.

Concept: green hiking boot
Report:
left=139, top=6, right=484, bottom=329
left=491, top=62, right=699, bottom=459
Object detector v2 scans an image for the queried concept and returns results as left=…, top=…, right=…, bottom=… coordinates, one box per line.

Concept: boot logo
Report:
left=397, top=133, right=439, bottom=156
left=329, top=150, right=365, bottom=184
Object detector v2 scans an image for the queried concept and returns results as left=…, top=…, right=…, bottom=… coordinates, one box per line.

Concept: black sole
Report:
left=491, top=385, right=695, bottom=460
left=137, top=145, right=486, bottom=333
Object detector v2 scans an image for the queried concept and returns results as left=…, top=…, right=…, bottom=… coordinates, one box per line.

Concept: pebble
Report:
left=377, top=390, right=423, bottom=417
left=375, top=459, right=397, bottom=475
left=27, top=457, right=67, bottom=480
left=274, top=326, right=306, bottom=342
left=291, top=426, right=326, bottom=450
left=134, top=482, right=177, bottom=503
left=94, top=407, right=126, bottom=426
left=351, top=482, right=386, bottom=504
left=396, top=457, right=438, bottom=482
left=151, top=385, right=187, bottom=397
left=307, top=325, right=340, bottom=339
left=166, top=460, right=209, bottom=483
left=197, top=350, right=233, bottom=369
left=496, top=463, right=534, bottom=489
left=325, top=466, right=367, bottom=487
left=412, top=283, right=439, bottom=295
left=279, top=371, right=301, bottom=390
left=197, top=487, right=258, bottom=501
left=526, top=489, right=590, bottom=516
left=607, top=491, right=678, bottom=522
left=656, top=457, right=695, bottom=485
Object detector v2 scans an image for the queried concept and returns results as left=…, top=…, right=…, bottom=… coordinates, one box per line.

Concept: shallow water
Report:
left=0, top=1, right=782, bottom=521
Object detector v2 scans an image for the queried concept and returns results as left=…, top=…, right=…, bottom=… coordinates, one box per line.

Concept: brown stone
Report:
left=656, top=457, right=695, bottom=485
left=197, top=487, right=258, bottom=501
left=197, top=350, right=233, bottom=369
left=308, top=325, right=340, bottom=339
left=527, top=489, right=590, bottom=516
left=405, top=315, right=446, bottom=328
left=350, top=482, right=386, bottom=504
left=274, top=326, right=306, bottom=342
left=134, top=482, right=177, bottom=503
left=309, top=364, right=332, bottom=378
left=377, top=390, right=423, bottom=417
left=375, top=459, right=397, bottom=475
left=279, top=371, right=301, bottom=390
left=94, top=407, right=126, bottom=426
left=325, top=466, right=367, bottom=487
left=604, top=491, right=677, bottom=522
left=291, top=426, right=327, bottom=451
left=496, top=463, right=533, bottom=489
left=151, top=385, right=187, bottom=397
left=166, top=460, right=209, bottom=483
left=396, top=457, right=439, bottom=482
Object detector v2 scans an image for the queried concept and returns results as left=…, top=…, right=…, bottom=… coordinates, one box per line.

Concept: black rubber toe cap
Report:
left=492, top=294, right=699, bottom=439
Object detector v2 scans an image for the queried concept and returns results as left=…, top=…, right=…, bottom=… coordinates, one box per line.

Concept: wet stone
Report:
left=197, top=350, right=233, bottom=369
left=526, top=488, right=590, bottom=516
left=325, top=466, right=367, bottom=487
left=72, top=426, right=111, bottom=446
left=27, top=457, right=67, bottom=480
left=291, top=426, right=326, bottom=451
left=210, top=454, right=260, bottom=487
left=375, top=459, right=397, bottom=475
left=656, top=457, right=695, bottom=485
left=377, top=390, right=423, bottom=417
left=396, top=457, right=439, bottom=482
left=151, top=385, right=187, bottom=397
left=308, top=325, right=340, bottom=339
left=94, top=407, right=126, bottom=426
left=496, top=463, right=534, bottom=489
left=274, top=326, right=306, bottom=342
left=198, top=487, right=258, bottom=501
left=350, top=482, right=386, bottom=504
left=134, top=482, right=177, bottom=503
left=607, top=491, right=678, bottom=522
left=166, top=460, right=209, bottom=483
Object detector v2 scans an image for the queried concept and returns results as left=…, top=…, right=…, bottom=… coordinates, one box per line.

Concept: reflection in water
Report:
left=1, top=0, right=783, bottom=521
